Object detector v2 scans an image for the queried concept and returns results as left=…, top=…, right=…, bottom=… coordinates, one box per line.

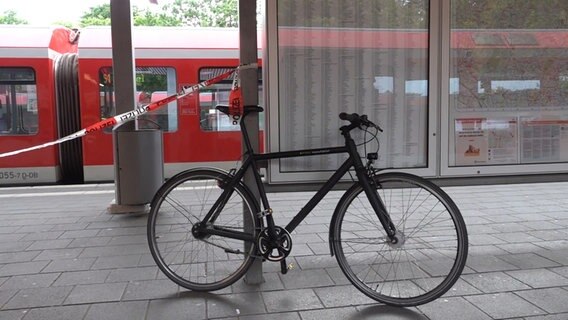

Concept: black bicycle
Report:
left=147, top=105, right=468, bottom=307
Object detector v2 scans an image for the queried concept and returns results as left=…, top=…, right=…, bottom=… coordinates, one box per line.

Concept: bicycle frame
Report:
left=200, top=111, right=396, bottom=243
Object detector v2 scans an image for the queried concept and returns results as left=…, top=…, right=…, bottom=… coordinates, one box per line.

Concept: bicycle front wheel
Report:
left=331, top=172, right=468, bottom=306
left=147, top=168, right=260, bottom=291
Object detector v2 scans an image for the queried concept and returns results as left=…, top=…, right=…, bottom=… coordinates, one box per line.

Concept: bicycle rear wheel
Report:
left=331, top=172, right=468, bottom=306
left=147, top=168, right=260, bottom=291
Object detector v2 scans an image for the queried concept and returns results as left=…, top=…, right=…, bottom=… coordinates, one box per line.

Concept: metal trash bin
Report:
left=113, top=121, right=163, bottom=206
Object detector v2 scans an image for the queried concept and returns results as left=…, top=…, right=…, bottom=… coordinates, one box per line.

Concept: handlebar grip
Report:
left=339, top=112, right=360, bottom=122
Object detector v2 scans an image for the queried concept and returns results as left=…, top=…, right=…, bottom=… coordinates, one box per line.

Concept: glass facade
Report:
left=449, top=1, right=568, bottom=167
left=270, top=0, right=568, bottom=181
left=0, top=68, right=38, bottom=135
left=276, top=0, right=430, bottom=172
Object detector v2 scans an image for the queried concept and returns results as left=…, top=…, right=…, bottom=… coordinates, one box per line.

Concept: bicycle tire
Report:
left=331, top=172, right=468, bottom=306
left=147, top=168, right=260, bottom=291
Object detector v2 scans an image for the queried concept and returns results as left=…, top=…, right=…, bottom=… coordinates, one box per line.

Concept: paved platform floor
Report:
left=0, top=181, right=568, bottom=320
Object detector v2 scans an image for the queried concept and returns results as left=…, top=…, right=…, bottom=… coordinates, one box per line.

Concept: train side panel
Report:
left=78, top=56, right=246, bottom=181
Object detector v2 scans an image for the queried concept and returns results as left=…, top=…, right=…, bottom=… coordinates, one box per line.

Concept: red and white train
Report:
left=0, top=25, right=262, bottom=185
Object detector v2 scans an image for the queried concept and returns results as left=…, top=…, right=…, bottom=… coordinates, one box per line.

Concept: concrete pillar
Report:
left=239, top=0, right=264, bottom=284
left=108, top=0, right=162, bottom=213
left=109, top=0, right=137, bottom=116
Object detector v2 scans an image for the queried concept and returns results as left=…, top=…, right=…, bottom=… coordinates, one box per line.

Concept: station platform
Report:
left=0, top=181, right=567, bottom=320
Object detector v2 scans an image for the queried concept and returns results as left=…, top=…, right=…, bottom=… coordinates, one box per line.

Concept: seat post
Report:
left=239, top=111, right=271, bottom=207
left=239, top=113, right=256, bottom=155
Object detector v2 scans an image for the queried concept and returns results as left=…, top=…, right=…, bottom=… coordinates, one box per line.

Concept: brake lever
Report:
left=361, top=115, right=384, bottom=132
left=360, top=115, right=370, bottom=129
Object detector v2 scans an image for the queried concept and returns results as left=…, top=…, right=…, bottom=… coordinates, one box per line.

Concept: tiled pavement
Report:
left=0, top=181, right=568, bottom=320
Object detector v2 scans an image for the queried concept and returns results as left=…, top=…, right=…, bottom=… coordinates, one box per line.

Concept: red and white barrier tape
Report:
left=0, top=63, right=255, bottom=158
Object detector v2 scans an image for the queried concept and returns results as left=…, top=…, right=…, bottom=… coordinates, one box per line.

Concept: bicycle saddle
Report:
left=216, top=105, right=264, bottom=116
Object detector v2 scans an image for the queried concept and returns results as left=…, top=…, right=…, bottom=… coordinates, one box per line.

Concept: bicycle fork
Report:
left=357, top=170, right=398, bottom=242
left=347, top=139, right=398, bottom=243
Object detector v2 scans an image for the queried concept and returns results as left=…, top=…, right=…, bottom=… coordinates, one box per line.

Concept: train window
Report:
left=198, top=67, right=263, bottom=132
left=0, top=68, right=38, bottom=136
left=98, top=66, right=178, bottom=132
left=449, top=0, right=568, bottom=167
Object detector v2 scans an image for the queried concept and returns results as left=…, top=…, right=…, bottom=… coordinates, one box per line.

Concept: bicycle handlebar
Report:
left=339, top=112, right=383, bottom=132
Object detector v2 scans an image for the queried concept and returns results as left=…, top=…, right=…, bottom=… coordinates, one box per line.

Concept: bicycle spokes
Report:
left=331, top=173, right=468, bottom=306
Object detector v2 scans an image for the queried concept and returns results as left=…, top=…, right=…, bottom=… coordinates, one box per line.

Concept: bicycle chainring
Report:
left=257, top=226, right=292, bottom=262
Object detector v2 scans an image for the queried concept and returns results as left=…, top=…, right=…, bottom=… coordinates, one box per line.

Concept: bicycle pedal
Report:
left=287, top=263, right=294, bottom=270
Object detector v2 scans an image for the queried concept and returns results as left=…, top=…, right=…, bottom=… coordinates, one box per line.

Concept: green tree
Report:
left=80, top=4, right=181, bottom=27
left=79, top=1, right=242, bottom=27
left=0, top=10, right=28, bottom=25
left=132, top=7, right=181, bottom=26
left=80, top=4, right=112, bottom=26
left=163, top=0, right=238, bottom=27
